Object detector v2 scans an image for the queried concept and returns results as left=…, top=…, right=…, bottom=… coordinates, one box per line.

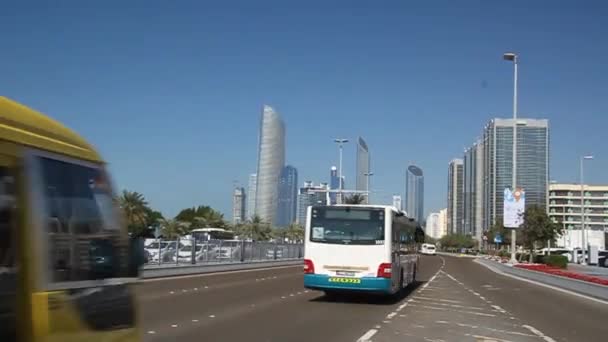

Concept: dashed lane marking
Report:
left=522, top=325, right=558, bottom=342
left=356, top=329, right=378, bottom=342
left=147, top=331, right=156, bottom=334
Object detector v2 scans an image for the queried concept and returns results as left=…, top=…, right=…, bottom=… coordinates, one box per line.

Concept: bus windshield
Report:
left=310, top=207, right=384, bottom=245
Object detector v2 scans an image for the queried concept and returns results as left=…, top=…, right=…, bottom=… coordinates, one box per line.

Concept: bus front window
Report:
left=310, top=207, right=385, bottom=245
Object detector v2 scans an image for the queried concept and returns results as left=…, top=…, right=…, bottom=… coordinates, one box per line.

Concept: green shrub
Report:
left=542, top=255, right=568, bottom=269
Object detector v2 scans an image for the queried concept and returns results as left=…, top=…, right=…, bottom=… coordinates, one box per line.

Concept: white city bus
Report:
left=304, top=205, right=424, bottom=296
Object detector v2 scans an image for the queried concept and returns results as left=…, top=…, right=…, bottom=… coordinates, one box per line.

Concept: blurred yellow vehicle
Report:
left=0, top=97, right=143, bottom=341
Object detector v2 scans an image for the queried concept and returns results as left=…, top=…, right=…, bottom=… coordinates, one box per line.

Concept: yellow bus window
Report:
left=38, top=157, right=127, bottom=283
left=0, top=165, right=16, bottom=341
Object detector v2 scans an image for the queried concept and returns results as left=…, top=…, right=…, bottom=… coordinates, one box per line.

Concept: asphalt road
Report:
left=137, top=256, right=608, bottom=342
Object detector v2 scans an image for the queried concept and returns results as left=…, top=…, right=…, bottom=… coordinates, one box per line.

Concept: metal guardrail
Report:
left=475, top=258, right=608, bottom=301
left=141, top=239, right=304, bottom=278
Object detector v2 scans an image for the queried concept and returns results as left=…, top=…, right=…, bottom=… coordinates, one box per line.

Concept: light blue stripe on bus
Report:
left=304, top=274, right=392, bottom=293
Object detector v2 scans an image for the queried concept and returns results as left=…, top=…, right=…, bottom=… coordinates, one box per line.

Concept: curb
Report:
left=475, top=258, right=608, bottom=302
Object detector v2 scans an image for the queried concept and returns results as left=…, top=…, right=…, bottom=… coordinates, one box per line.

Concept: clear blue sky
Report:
left=2, top=0, right=607, bottom=218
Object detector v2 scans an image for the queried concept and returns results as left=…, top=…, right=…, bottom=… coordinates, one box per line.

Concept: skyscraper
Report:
left=356, top=137, right=370, bottom=201
left=464, top=142, right=484, bottom=240
left=425, top=212, right=440, bottom=239
left=276, top=165, right=298, bottom=227
left=329, top=166, right=339, bottom=205
left=246, top=173, right=257, bottom=220
left=392, top=195, right=402, bottom=211
left=255, top=105, right=285, bottom=226
left=447, top=159, right=464, bottom=234
left=482, top=118, right=549, bottom=228
left=232, top=187, right=246, bottom=224
left=405, top=165, right=424, bottom=222
left=297, top=181, right=329, bottom=225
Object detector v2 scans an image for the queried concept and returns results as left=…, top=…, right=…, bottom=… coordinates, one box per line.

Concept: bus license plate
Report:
left=328, top=277, right=361, bottom=284
left=336, top=271, right=355, bottom=276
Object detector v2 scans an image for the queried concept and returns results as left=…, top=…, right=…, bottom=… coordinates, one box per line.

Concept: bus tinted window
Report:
left=310, top=207, right=384, bottom=245
left=39, top=157, right=128, bottom=282
left=0, top=165, right=16, bottom=340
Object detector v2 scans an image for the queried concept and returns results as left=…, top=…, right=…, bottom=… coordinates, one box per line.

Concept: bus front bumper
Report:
left=304, top=274, right=393, bottom=294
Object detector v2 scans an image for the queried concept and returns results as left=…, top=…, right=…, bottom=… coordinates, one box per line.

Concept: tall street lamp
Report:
left=503, top=52, right=519, bottom=263
left=334, top=138, right=349, bottom=204
left=580, top=155, right=594, bottom=265
left=364, top=172, right=374, bottom=204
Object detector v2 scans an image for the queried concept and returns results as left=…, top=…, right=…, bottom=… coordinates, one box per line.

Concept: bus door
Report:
left=0, top=153, right=17, bottom=341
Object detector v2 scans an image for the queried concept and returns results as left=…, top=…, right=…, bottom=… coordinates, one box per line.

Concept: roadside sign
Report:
left=494, top=234, right=503, bottom=244
left=154, top=226, right=161, bottom=239
left=503, top=188, right=525, bottom=228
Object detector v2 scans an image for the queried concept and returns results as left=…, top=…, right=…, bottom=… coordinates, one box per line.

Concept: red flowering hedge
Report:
left=515, top=264, right=608, bottom=286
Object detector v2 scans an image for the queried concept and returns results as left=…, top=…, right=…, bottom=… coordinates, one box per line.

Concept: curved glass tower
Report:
left=406, top=164, right=424, bottom=223
left=255, top=105, right=285, bottom=226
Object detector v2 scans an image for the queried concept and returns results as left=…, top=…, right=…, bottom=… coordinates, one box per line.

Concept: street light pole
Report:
left=504, top=52, right=518, bottom=263
left=334, top=138, right=349, bottom=204
left=580, top=155, right=593, bottom=265
left=364, top=172, right=374, bottom=204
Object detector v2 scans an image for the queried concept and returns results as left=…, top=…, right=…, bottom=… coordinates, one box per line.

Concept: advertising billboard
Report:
left=503, top=188, right=525, bottom=228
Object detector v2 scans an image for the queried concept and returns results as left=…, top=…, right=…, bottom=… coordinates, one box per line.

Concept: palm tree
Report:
left=285, top=223, right=304, bottom=243
left=176, top=205, right=226, bottom=228
left=158, top=218, right=188, bottom=239
left=344, top=193, right=366, bottom=204
left=243, top=215, right=272, bottom=241
left=117, top=190, right=149, bottom=235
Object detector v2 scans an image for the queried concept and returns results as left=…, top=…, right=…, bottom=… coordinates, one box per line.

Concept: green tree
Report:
left=175, top=205, right=226, bottom=230
left=439, top=234, right=475, bottom=250
left=117, top=190, right=149, bottom=236
left=344, top=193, right=366, bottom=204
left=520, top=205, right=563, bottom=262
left=158, top=218, right=189, bottom=239
left=286, top=223, right=305, bottom=242
left=241, top=215, right=272, bottom=241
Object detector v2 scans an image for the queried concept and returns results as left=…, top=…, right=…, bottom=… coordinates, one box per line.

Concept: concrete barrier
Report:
left=142, top=259, right=303, bottom=279
left=475, top=258, right=608, bottom=301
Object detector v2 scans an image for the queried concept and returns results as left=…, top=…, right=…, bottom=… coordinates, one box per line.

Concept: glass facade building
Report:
left=276, top=165, right=298, bottom=227
left=483, top=118, right=549, bottom=227
left=246, top=173, right=257, bottom=220
left=447, top=159, right=464, bottom=234
left=232, top=187, right=246, bottom=224
left=329, top=166, right=339, bottom=205
left=255, top=105, right=285, bottom=226
left=405, top=165, right=424, bottom=223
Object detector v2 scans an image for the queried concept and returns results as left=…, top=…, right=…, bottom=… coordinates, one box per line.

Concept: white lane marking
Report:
left=413, top=296, right=462, bottom=303
left=386, top=312, right=397, bottom=319
left=147, top=331, right=156, bottom=334
left=491, top=305, right=507, bottom=313
left=374, top=325, right=381, bottom=329
left=209, top=314, right=216, bottom=318
left=410, top=299, right=486, bottom=311
left=297, top=292, right=302, bottom=295
left=382, top=320, right=390, bottom=324
left=357, top=328, right=378, bottom=341
left=204, top=286, right=209, bottom=289
left=192, top=319, right=199, bottom=322
left=522, top=325, right=558, bottom=342
left=304, top=290, right=309, bottom=293
left=182, top=289, right=187, bottom=292
left=466, top=334, right=515, bottom=342
left=194, top=287, right=198, bottom=290
left=142, top=264, right=301, bottom=282
left=474, top=259, right=608, bottom=305
left=397, top=302, right=408, bottom=311
left=435, top=320, right=449, bottom=324
left=409, top=304, right=448, bottom=311
left=169, top=291, right=174, bottom=294
left=281, top=296, right=286, bottom=299
left=289, top=293, right=294, bottom=297
left=171, top=324, right=178, bottom=328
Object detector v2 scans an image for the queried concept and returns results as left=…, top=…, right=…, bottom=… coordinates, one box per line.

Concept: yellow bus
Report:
left=0, top=97, right=143, bottom=341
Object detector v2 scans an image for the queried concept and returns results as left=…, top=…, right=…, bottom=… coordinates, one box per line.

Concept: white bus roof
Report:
left=190, top=228, right=229, bottom=232
left=320, top=204, right=409, bottom=217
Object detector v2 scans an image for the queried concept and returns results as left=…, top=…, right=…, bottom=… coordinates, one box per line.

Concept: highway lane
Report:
left=137, top=256, right=608, bottom=341
left=370, top=256, right=608, bottom=342
left=138, top=257, right=443, bottom=342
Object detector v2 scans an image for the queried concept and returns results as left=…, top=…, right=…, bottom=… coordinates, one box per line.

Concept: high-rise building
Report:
left=297, top=181, right=329, bottom=225
left=438, top=208, right=448, bottom=239
left=425, top=212, right=440, bottom=239
left=246, top=173, right=257, bottom=219
left=255, top=105, right=285, bottom=226
left=356, top=137, right=370, bottom=201
left=329, top=166, right=339, bottom=205
left=447, top=159, right=464, bottom=234
left=482, top=118, right=549, bottom=228
left=392, top=195, right=402, bottom=211
left=405, top=165, right=424, bottom=223
left=232, top=187, right=246, bottom=224
left=549, top=183, right=608, bottom=250
left=463, top=141, right=484, bottom=241
left=276, top=165, right=298, bottom=227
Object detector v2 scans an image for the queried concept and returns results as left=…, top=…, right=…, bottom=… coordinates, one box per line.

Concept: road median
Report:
left=142, top=259, right=303, bottom=279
